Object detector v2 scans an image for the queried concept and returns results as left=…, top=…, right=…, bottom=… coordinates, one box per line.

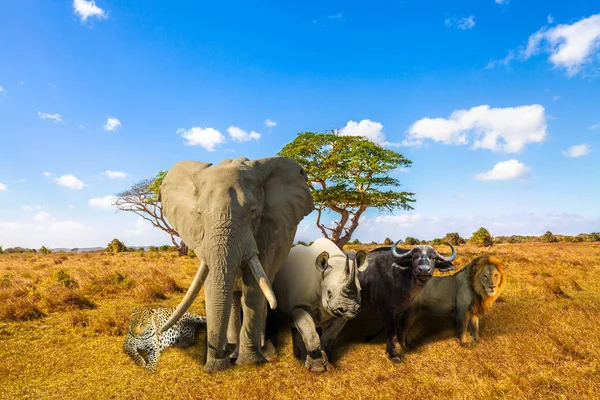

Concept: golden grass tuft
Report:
left=0, top=243, right=599, bottom=399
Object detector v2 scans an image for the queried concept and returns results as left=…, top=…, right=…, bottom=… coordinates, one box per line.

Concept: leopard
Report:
left=122, top=306, right=206, bottom=372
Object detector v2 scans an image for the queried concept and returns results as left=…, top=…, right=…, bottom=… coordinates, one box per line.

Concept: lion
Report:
left=398, top=255, right=507, bottom=348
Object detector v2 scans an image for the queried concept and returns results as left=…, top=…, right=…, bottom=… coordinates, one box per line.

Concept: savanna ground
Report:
left=1, top=243, right=599, bottom=399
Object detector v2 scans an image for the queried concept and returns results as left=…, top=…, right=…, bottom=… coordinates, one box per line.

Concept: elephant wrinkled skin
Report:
left=158, top=157, right=314, bottom=373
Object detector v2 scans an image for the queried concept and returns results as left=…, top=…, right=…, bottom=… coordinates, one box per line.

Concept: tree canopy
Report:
left=279, top=131, right=416, bottom=248
left=113, top=171, right=188, bottom=256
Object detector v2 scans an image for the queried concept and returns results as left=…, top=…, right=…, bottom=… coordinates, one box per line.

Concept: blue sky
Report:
left=0, top=1, right=598, bottom=248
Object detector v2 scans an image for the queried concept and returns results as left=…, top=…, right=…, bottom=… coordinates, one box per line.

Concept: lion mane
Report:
left=467, top=255, right=507, bottom=316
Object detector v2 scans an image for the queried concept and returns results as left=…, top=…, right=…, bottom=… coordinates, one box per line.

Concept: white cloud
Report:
left=327, top=13, right=343, bottom=20
left=177, top=127, right=226, bottom=151
left=445, top=16, right=475, bottom=30
left=0, top=85, right=6, bottom=94
left=38, top=111, right=63, bottom=123
left=265, top=119, right=277, bottom=128
left=104, top=170, right=126, bottom=179
left=103, top=117, right=121, bottom=131
left=494, top=14, right=600, bottom=76
left=495, top=0, right=509, bottom=4
left=73, top=0, right=107, bottom=22
left=589, top=123, right=600, bottom=130
left=46, top=173, right=85, bottom=190
left=475, top=159, right=531, bottom=181
left=34, top=212, right=53, bottom=223
left=89, top=195, right=117, bottom=210
left=0, top=183, right=7, bottom=192
left=548, top=14, right=554, bottom=24
left=227, top=126, right=261, bottom=142
left=562, top=144, right=591, bottom=158
left=552, top=95, right=560, bottom=100
left=79, top=124, right=86, bottom=130
left=22, top=205, right=42, bottom=212
left=406, top=104, right=547, bottom=153
left=340, top=119, right=388, bottom=144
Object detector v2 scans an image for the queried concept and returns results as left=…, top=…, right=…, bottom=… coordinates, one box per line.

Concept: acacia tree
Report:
left=279, top=131, right=416, bottom=249
left=113, top=171, right=189, bottom=256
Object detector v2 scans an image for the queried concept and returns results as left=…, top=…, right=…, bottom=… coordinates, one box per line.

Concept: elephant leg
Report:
left=203, top=271, right=234, bottom=373
left=236, top=268, right=268, bottom=366
left=320, top=318, right=347, bottom=360
left=227, top=290, right=242, bottom=359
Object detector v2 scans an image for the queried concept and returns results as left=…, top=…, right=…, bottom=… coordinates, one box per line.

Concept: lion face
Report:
left=478, top=264, right=503, bottom=296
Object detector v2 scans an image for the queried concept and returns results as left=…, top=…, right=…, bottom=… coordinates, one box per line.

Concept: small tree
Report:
left=39, top=246, right=52, bottom=255
left=383, top=237, right=393, bottom=245
left=405, top=237, right=419, bottom=245
left=106, top=238, right=127, bottom=253
left=470, top=227, right=493, bottom=248
left=279, top=131, right=415, bottom=249
left=114, top=171, right=189, bottom=256
left=541, top=231, right=558, bottom=243
left=444, top=232, right=465, bottom=246
left=0, top=246, right=3, bottom=254
left=431, top=238, right=444, bottom=245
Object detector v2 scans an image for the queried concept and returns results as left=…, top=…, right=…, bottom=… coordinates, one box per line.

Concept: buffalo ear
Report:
left=159, top=161, right=212, bottom=250
left=315, top=251, right=330, bottom=272
left=249, top=157, right=315, bottom=250
left=392, top=260, right=410, bottom=270
left=355, top=250, right=369, bottom=272
left=435, top=260, right=455, bottom=272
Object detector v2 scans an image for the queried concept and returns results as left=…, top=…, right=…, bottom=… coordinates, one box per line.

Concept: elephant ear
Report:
left=249, top=157, right=315, bottom=250
left=158, top=161, right=212, bottom=250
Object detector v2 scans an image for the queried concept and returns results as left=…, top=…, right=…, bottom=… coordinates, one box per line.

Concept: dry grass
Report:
left=0, top=243, right=599, bottom=399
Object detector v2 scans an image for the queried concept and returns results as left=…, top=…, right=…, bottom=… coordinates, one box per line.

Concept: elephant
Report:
left=157, top=157, right=314, bottom=373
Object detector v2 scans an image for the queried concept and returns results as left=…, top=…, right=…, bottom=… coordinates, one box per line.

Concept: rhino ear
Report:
left=315, top=251, right=330, bottom=272
left=159, top=161, right=212, bottom=250
left=355, top=250, right=369, bottom=272
left=248, top=157, right=315, bottom=250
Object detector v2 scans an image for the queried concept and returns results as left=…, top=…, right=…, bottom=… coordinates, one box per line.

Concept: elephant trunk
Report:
left=160, top=260, right=208, bottom=333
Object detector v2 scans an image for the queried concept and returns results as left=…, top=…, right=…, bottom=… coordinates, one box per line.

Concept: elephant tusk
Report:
left=160, top=260, right=209, bottom=333
left=248, top=254, right=278, bottom=310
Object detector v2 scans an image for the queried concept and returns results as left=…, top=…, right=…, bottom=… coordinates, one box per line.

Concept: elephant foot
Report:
left=262, top=341, right=278, bottom=362
left=203, top=358, right=232, bottom=373
left=304, top=350, right=335, bottom=373
left=235, top=351, right=267, bottom=366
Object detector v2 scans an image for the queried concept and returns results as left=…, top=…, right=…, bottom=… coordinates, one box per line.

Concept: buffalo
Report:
left=351, top=241, right=457, bottom=362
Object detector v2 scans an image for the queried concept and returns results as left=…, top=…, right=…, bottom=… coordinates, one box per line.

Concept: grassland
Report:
left=1, top=243, right=599, bottom=399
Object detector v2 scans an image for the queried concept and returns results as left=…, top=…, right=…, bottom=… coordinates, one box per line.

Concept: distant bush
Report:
left=40, top=246, right=52, bottom=255
left=106, top=239, right=127, bottom=253
left=470, top=227, right=493, bottom=247
left=296, top=241, right=308, bottom=246
left=0, top=246, right=2, bottom=254
left=159, top=245, right=170, bottom=251
left=444, top=232, right=466, bottom=246
left=541, top=231, right=558, bottom=243
left=350, top=239, right=361, bottom=245
left=431, top=238, right=444, bottom=245
left=383, top=238, right=393, bottom=245
left=405, top=237, right=419, bottom=245
left=148, top=246, right=159, bottom=252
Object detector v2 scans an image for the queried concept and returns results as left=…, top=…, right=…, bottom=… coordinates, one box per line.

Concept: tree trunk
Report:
left=178, top=241, right=189, bottom=256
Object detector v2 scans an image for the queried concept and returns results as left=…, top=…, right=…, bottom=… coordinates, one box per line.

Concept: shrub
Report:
left=431, top=238, right=444, bottom=245
left=148, top=246, right=159, bottom=252
left=405, top=237, right=419, bottom=245
left=350, top=239, right=361, bottom=245
left=0, top=246, right=2, bottom=254
left=159, top=245, right=170, bottom=251
left=106, top=238, right=127, bottom=253
left=470, top=227, right=493, bottom=247
left=541, top=231, right=558, bottom=243
left=444, top=232, right=465, bottom=246
left=383, top=238, right=393, bottom=245
left=39, top=246, right=52, bottom=255
left=296, top=241, right=308, bottom=246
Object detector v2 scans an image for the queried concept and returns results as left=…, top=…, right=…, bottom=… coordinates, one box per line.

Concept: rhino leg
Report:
left=320, top=318, right=347, bottom=360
